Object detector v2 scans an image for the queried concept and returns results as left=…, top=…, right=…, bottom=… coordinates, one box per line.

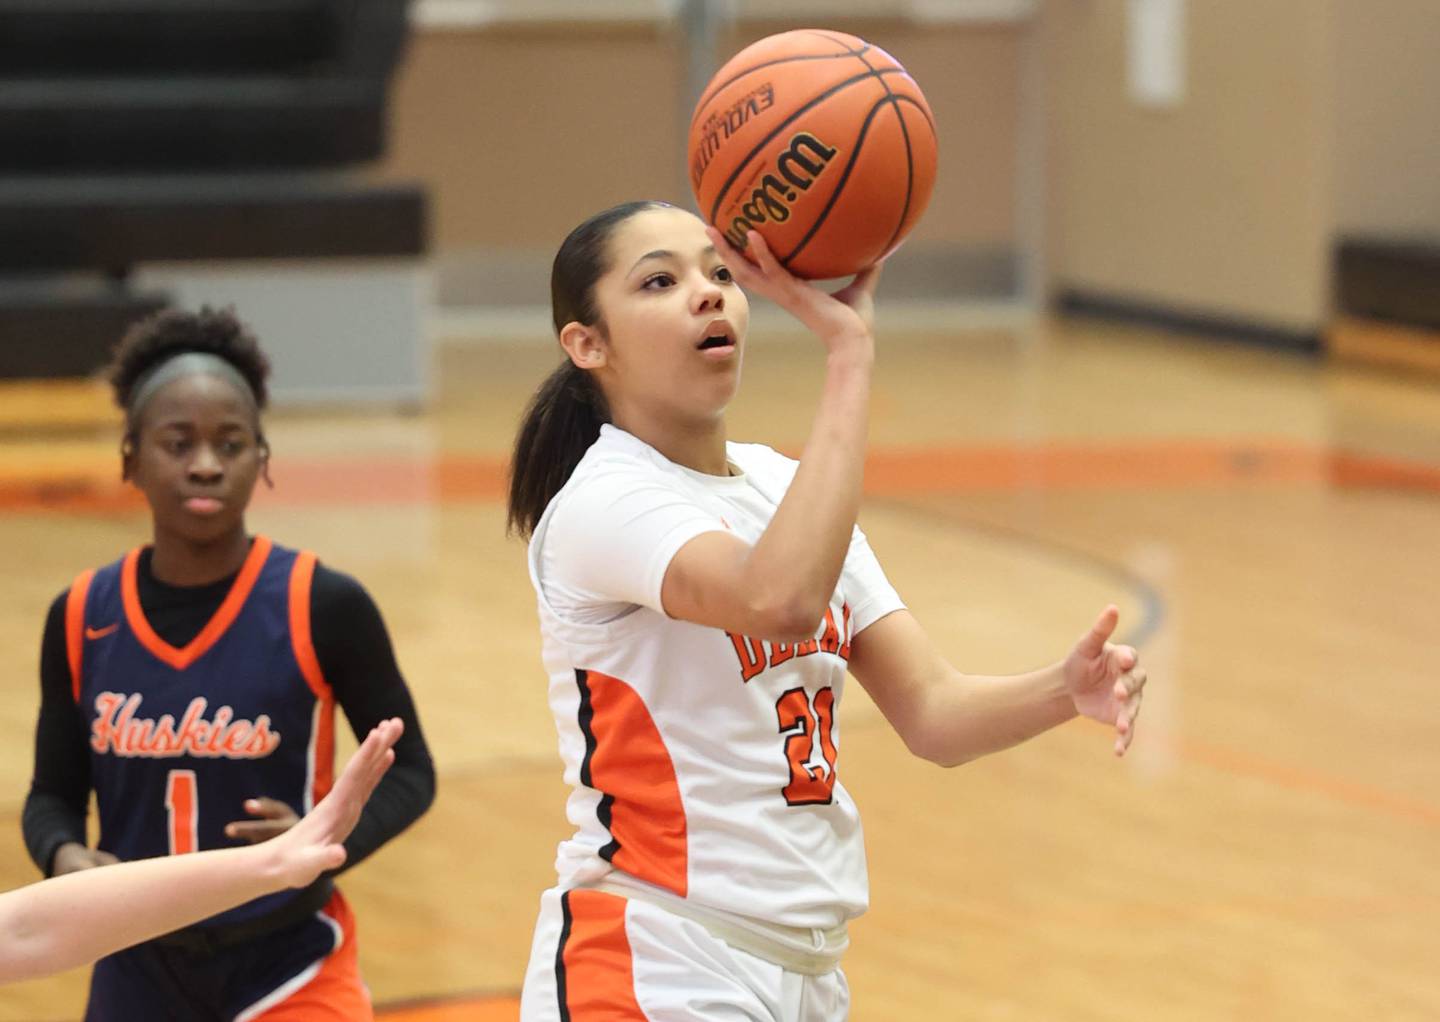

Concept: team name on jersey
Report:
left=727, top=603, right=853, bottom=683
left=90, top=692, right=282, bottom=759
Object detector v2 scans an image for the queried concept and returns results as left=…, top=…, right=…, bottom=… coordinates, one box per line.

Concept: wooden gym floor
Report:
left=1, top=313, right=1437, bottom=1020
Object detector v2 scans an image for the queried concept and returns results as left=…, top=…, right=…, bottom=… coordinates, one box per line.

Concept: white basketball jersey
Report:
left=528, top=425, right=904, bottom=931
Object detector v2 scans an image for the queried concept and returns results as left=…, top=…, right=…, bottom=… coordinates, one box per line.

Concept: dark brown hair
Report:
left=506, top=200, right=671, bottom=537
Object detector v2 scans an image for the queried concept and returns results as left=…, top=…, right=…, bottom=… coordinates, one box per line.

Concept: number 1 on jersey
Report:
left=776, top=687, right=837, bottom=805
left=165, top=769, right=198, bottom=855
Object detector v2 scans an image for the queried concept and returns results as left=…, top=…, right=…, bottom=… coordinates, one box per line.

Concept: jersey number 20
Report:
left=776, top=687, right=837, bottom=805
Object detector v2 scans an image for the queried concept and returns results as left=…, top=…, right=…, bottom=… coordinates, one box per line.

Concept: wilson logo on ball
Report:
left=688, top=28, right=937, bottom=279
left=721, top=133, right=839, bottom=251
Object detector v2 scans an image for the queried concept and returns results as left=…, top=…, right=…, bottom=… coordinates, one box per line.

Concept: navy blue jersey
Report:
left=65, top=536, right=336, bottom=928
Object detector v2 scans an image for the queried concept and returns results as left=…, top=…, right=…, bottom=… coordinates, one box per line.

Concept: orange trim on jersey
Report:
left=289, top=551, right=335, bottom=803
left=309, top=698, right=337, bottom=805
left=121, top=536, right=274, bottom=671
left=579, top=670, right=688, bottom=897
left=64, top=569, right=95, bottom=703
left=288, top=551, right=331, bottom=702
left=250, top=890, right=372, bottom=1021
left=558, top=890, right=645, bottom=1020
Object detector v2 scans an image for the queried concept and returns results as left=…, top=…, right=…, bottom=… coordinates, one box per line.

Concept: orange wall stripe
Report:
left=559, top=889, right=645, bottom=1020
left=121, top=537, right=274, bottom=670
left=580, top=671, right=688, bottom=897
left=64, top=569, right=95, bottom=704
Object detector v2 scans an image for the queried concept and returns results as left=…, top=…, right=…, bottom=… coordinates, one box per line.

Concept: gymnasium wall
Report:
left=1332, top=0, right=1440, bottom=239
left=370, top=17, right=1025, bottom=308
left=1041, top=0, right=1334, bottom=334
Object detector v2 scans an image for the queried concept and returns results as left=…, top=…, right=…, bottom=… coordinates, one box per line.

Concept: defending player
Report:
left=22, top=308, right=436, bottom=1021
left=508, top=201, right=1148, bottom=1020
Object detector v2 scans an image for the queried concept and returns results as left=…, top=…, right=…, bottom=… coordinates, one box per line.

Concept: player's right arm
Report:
left=22, top=593, right=105, bottom=878
left=660, top=230, right=881, bottom=642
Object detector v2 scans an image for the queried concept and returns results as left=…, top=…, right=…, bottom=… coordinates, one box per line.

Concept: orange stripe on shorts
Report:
left=556, top=889, right=645, bottom=1021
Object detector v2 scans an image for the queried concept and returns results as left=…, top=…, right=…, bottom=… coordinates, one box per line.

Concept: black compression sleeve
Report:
left=22, top=593, right=93, bottom=876
left=308, top=565, right=435, bottom=872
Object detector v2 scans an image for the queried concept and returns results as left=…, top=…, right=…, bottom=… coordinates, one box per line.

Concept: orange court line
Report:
left=1178, top=735, right=1440, bottom=828
left=1, top=440, right=1438, bottom=514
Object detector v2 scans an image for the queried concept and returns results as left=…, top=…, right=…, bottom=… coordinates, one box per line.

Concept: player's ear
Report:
left=559, top=321, right=607, bottom=371
left=120, top=433, right=137, bottom=482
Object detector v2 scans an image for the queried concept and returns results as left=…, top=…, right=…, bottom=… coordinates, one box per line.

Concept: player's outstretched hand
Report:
left=1062, top=606, right=1147, bottom=756
left=262, top=718, right=402, bottom=889
left=706, top=226, right=881, bottom=349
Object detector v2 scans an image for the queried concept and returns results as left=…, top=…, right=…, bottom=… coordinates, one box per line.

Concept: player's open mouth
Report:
left=696, top=321, right=737, bottom=355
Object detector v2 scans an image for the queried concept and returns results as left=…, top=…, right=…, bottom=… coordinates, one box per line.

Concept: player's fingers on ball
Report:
left=853, top=261, right=884, bottom=293
left=704, top=224, right=739, bottom=257
left=747, top=231, right=791, bottom=278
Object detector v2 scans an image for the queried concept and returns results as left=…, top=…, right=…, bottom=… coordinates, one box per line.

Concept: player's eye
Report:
left=642, top=273, right=676, bottom=290
left=713, top=265, right=734, bottom=283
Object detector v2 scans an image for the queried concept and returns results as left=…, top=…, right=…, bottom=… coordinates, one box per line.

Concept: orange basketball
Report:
left=688, top=29, right=938, bottom=280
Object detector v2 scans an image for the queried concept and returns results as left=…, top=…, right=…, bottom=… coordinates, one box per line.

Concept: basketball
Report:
left=687, top=29, right=938, bottom=280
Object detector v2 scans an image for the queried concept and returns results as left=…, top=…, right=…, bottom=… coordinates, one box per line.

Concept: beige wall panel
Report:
left=1333, top=0, right=1440, bottom=237
left=373, top=26, right=686, bottom=253
left=374, top=21, right=1023, bottom=257
left=1044, top=0, right=1334, bottom=329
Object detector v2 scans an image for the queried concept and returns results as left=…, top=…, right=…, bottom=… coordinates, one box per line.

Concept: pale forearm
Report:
left=0, top=843, right=280, bottom=983
left=911, top=662, right=1077, bottom=767
left=745, top=341, right=873, bottom=632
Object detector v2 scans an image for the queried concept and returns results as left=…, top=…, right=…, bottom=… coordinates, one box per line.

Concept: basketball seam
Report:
left=852, top=45, right=917, bottom=263
left=779, top=94, right=922, bottom=271
left=704, top=66, right=909, bottom=224
left=691, top=44, right=871, bottom=126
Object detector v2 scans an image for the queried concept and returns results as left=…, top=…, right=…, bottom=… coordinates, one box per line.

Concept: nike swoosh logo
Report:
left=85, top=624, right=119, bottom=640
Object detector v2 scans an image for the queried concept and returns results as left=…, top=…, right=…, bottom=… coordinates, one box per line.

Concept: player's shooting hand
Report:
left=265, top=718, right=402, bottom=888
left=50, top=842, right=119, bottom=876
left=225, top=798, right=300, bottom=844
left=706, top=226, right=881, bottom=350
left=1063, top=605, right=1148, bottom=757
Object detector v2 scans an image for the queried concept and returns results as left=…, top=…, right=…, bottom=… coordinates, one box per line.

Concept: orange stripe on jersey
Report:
left=288, top=551, right=331, bottom=701
left=556, top=890, right=644, bottom=1021
left=289, top=551, right=335, bottom=804
left=576, top=670, right=688, bottom=897
left=65, top=569, right=95, bottom=703
left=121, top=536, right=274, bottom=670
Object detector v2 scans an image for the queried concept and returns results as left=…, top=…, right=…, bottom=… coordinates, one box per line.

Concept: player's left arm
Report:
left=225, top=565, right=435, bottom=863
left=848, top=605, right=1147, bottom=766
left=309, top=566, right=435, bottom=868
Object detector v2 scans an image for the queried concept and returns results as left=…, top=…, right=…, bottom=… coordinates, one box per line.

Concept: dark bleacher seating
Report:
left=1336, top=238, right=1440, bottom=330
left=0, top=0, right=409, bottom=171
left=0, top=0, right=425, bottom=381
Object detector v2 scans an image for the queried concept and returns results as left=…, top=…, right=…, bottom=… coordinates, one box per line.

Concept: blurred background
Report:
left=2, top=2, right=1438, bottom=1019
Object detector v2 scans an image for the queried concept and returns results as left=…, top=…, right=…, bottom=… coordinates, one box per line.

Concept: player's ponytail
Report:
left=507, top=200, right=669, bottom=538
left=507, top=359, right=610, bottom=537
